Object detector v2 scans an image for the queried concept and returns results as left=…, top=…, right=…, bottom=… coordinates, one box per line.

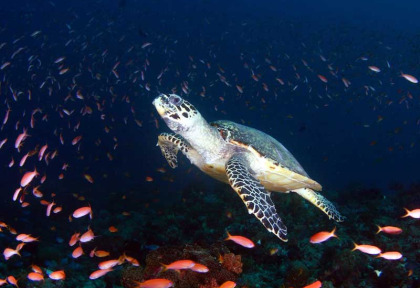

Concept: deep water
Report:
left=0, top=1, right=419, bottom=287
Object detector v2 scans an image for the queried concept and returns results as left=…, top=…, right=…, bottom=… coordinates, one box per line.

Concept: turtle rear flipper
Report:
left=226, top=153, right=288, bottom=241
left=293, top=188, right=345, bottom=222
left=157, top=133, right=191, bottom=168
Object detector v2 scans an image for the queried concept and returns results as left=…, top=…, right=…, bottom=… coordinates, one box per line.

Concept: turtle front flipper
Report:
left=226, top=153, right=288, bottom=241
left=157, top=133, right=191, bottom=168
left=293, top=188, right=345, bottom=222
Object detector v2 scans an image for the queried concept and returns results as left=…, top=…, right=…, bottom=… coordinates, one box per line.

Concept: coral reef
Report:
left=121, top=243, right=241, bottom=288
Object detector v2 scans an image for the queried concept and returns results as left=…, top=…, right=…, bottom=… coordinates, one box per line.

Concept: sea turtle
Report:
left=153, top=93, right=344, bottom=241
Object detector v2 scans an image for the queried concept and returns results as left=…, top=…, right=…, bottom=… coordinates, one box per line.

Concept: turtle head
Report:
left=153, top=93, right=199, bottom=133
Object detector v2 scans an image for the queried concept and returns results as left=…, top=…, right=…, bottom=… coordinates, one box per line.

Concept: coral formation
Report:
left=122, top=243, right=241, bottom=288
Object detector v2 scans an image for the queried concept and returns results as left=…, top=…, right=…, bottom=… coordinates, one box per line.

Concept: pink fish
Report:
left=352, top=243, right=381, bottom=255
left=377, top=251, right=403, bottom=260
left=225, top=231, right=255, bottom=248
left=162, top=260, right=195, bottom=271
left=89, top=268, right=113, bottom=280
left=402, top=208, right=420, bottom=219
left=376, top=225, right=402, bottom=235
left=20, top=169, right=38, bottom=187
left=134, top=278, right=174, bottom=288
left=79, top=228, right=95, bottom=243
left=401, top=73, right=418, bottom=84
left=73, top=206, right=93, bottom=219
left=15, top=128, right=29, bottom=150
left=310, top=227, right=337, bottom=244
left=38, top=144, right=48, bottom=161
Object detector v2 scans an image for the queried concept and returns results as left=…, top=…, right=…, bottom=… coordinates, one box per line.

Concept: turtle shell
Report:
left=210, top=120, right=309, bottom=177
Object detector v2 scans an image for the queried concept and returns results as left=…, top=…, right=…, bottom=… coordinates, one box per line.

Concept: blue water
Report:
left=0, top=1, right=419, bottom=287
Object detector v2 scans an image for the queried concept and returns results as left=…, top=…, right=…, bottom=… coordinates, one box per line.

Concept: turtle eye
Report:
left=169, top=95, right=183, bottom=106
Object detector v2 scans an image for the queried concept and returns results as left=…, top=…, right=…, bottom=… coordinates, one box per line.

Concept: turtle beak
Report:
left=153, top=94, right=167, bottom=116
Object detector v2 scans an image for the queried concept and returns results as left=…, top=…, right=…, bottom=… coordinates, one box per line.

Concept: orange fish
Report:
left=400, top=73, right=418, bottom=84
left=190, top=263, right=209, bottom=273
left=3, top=248, right=20, bottom=260
left=46, top=201, right=55, bottom=217
left=16, top=234, right=31, bottom=241
left=72, top=135, right=82, bottom=145
left=31, top=264, right=43, bottom=274
left=20, top=235, right=38, bottom=243
left=72, top=246, right=83, bottom=258
left=89, top=268, right=113, bottom=280
left=94, top=250, right=110, bottom=258
left=376, top=225, right=402, bottom=235
left=352, top=243, right=381, bottom=255
left=402, top=208, right=420, bottom=219
left=98, top=259, right=123, bottom=270
left=20, top=169, right=38, bottom=187
left=310, top=227, right=337, bottom=244
left=377, top=251, right=403, bottom=260
left=69, top=232, right=80, bottom=246
left=124, top=254, right=140, bottom=266
left=7, top=275, right=18, bottom=287
left=225, top=231, right=255, bottom=248
left=48, top=270, right=65, bottom=280
left=162, top=260, right=195, bottom=271
left=219, top=281, right=236, bottom=288
left=134, top=278, right=174, bottom=288
left=27, top=272, right=44, bottom=281
left=53, top=206, right=62, bottom=214
left=15, top=128, right=29, bottom=149
left=302, top=280, right=322, bottom=288
left=80, top=228, right=95, bottom=243
left=73, top=206, right=93, bottom=219
left=317, top=74, right=328, bottom=83
left=108, top=226, right=118, bottom=233
left=83, top=174, right=94, bottom=184
left=368, top=66, right=381, bottom=72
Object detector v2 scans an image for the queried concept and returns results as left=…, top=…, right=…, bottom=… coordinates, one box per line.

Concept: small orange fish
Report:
left=27, top=272, right=44, bottom=281
left=124, top=254, right=140, bottom=266
left=302, top=280, right=322, bottom=288
left=310, top=227, right=337, bottom=244
left=3, top=248, right=20, bottom=260
left=402, top=208, right=420, bottom=219
left=108, top=226, right=118, bottom=233
left=190, top=263, right=209, bottom=273
left=94, top=250, right=110, bottom=258
left=400, top=73, right=418, bottom=84
left=20, top=235, right=38, bottom=243
left=162, top=260, right=195, bottom=271
left=83, top=174, right=94, bottom=184
left=98, top=259, right=123, bottom=270
left=72, top=246, right=83, bottom=258
left=31, top=264, right=43, bottom=274
left=225, top=231, right=255, bottom=248
left=73, top=205, right=93, bottom=219
left=134, top=278, right=174, bottom=288
left=80, top=228, right=95, bottom=243
left=376, top=225, right=402, bottom=235
left=69, top=232, right=80, bottom=246
left=317, top=74, right=328, bottom=83
left=219, top=281, right=236, bottom=288
left=48, top=270, right=66, bottom=280
left=377, top=251, right=403, bottom=260
left=352, top=243, right=381, bottom=255
left=89, top=268, right=113, bottom=280
left=368, top=66, right=381, bottom=73
left=20, top=169, right=38, bottom=187
left=7, top=275, right=18, bottom=287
